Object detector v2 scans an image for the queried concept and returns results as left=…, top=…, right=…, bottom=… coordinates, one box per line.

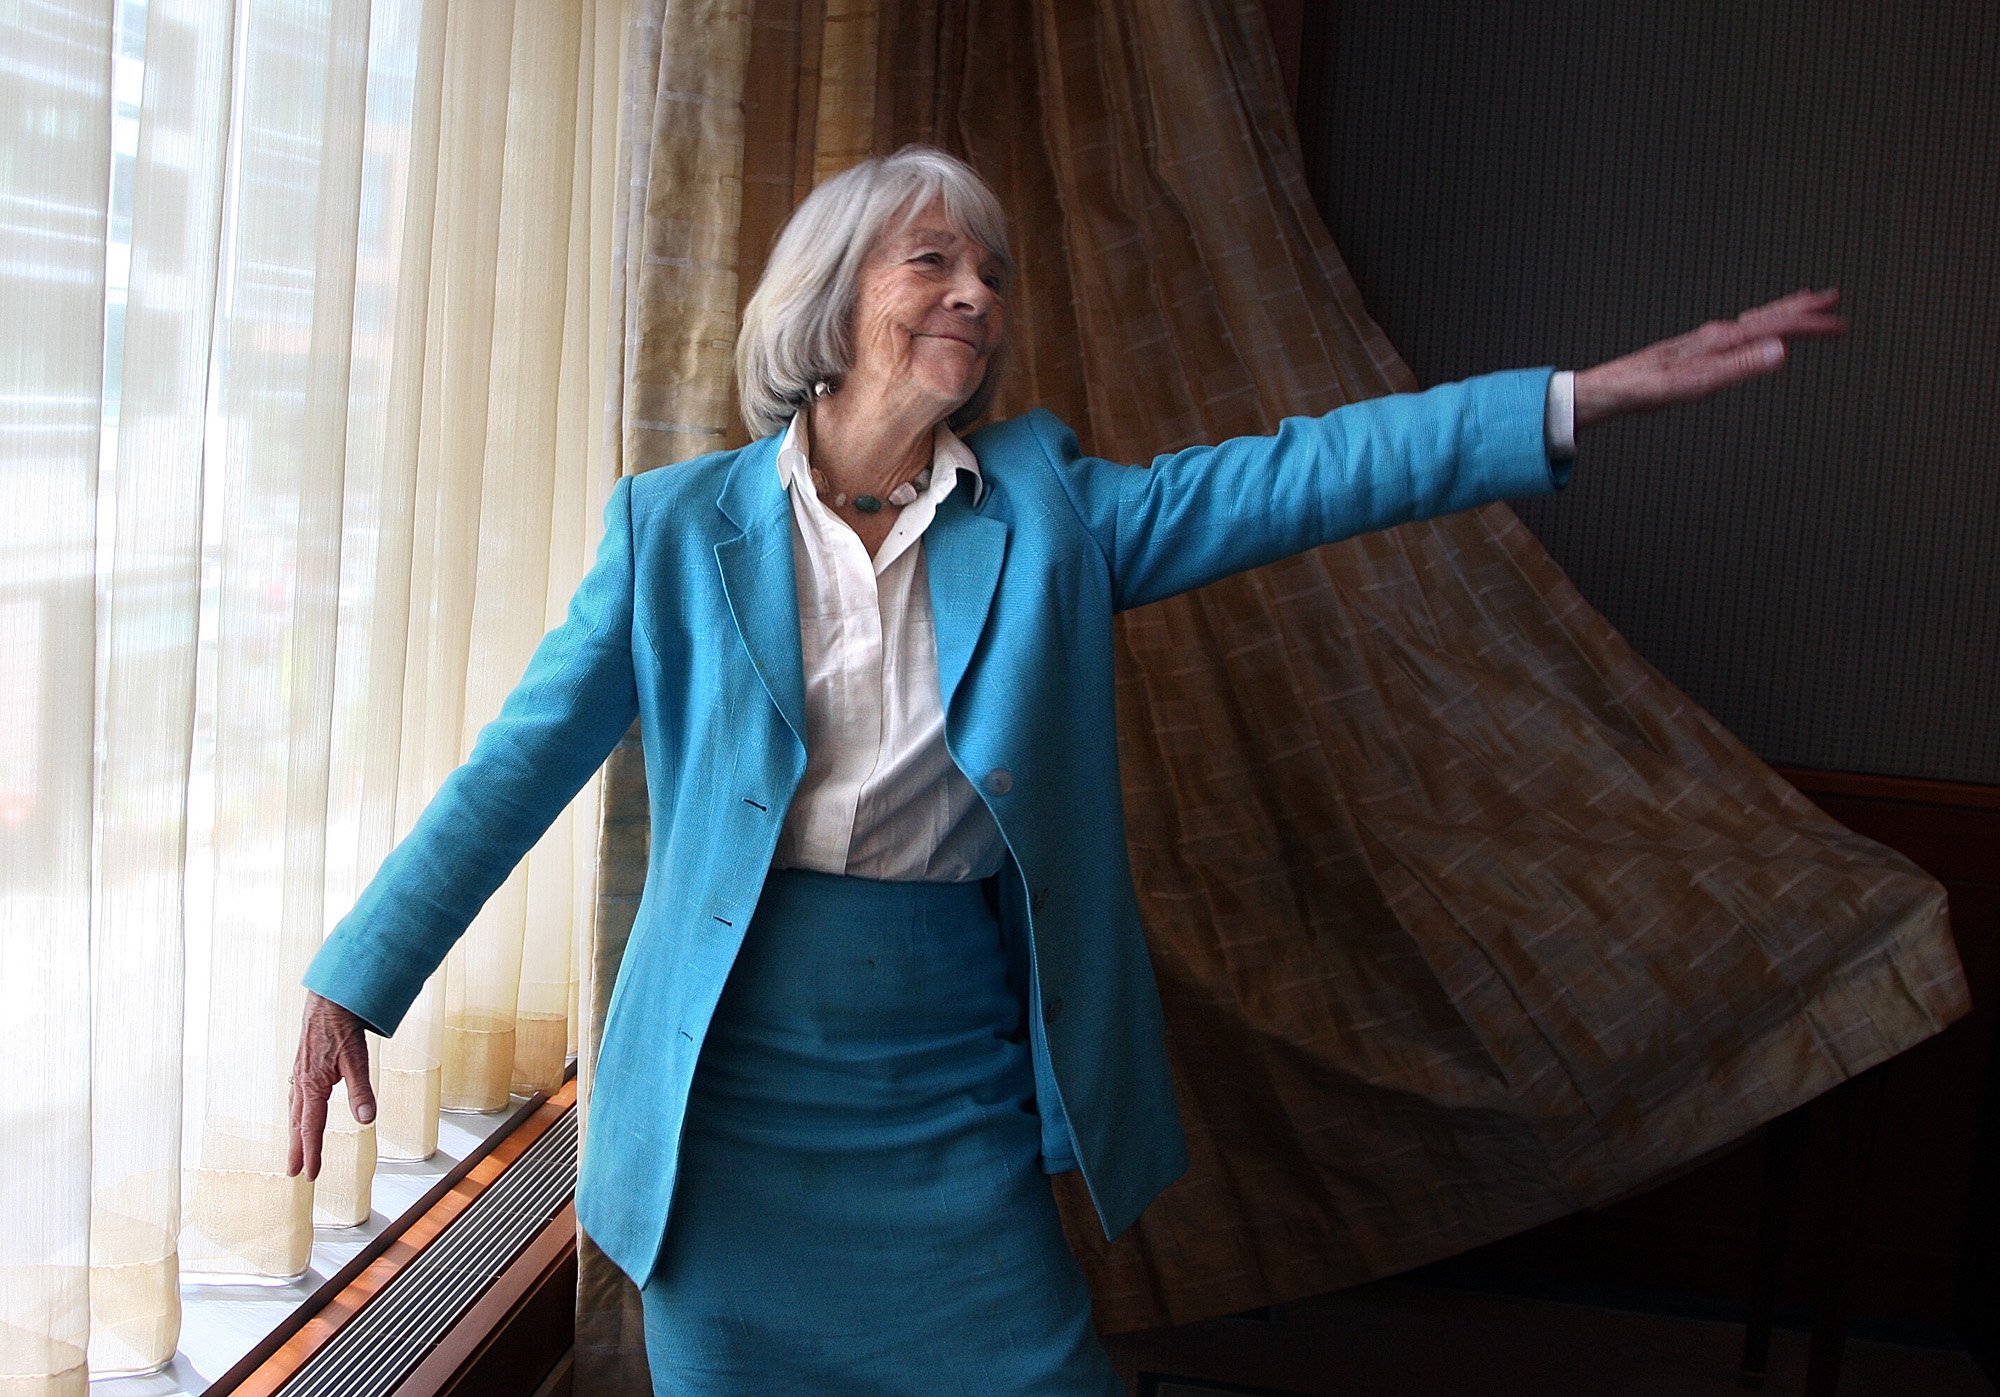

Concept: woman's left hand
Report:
left=1573, top=288, right=1847, bottom=430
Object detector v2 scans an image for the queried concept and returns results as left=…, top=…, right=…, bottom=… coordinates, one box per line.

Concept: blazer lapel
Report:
left=714, top=437, right=808, bottom=751
left=925, top=488, right=1008, bottom=715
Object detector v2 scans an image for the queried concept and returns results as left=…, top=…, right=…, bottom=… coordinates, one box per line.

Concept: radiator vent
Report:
left=279, top=1106, right=578, bottom=1397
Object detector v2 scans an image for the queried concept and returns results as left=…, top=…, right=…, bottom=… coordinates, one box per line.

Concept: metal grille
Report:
left=279, top=1107, right=578, bottom=1397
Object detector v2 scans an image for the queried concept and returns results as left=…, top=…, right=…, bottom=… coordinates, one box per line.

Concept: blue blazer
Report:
left=305, top=366, right=1565, bottom=1287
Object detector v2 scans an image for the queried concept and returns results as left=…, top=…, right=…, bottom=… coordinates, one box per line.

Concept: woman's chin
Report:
left=911, top=374, right=982, bottom=421
left=911, top=341, right=984, bottom=394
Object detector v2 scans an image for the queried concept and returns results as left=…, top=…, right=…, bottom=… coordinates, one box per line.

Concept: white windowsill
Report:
left=93, top=1098, right=532, bottom=1394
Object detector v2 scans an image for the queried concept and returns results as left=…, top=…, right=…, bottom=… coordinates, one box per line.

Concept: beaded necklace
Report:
left=803, top=382, right=932, bottom=514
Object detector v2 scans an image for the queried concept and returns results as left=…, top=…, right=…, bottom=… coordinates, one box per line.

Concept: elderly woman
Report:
left=291, top=146, right=1843, bottom=1392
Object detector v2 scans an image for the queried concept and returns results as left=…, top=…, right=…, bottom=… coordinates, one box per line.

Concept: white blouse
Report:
left=770, top=413, right=1006, bottom=883
left=768, top=373, right=1577, bottom=885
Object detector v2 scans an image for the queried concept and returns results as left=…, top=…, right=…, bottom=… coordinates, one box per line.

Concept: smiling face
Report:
left=844, top=199, right=1008, bottom=425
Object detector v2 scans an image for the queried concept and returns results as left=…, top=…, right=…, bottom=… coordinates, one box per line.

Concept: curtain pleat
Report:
left=0, top=4, right=114, bottom=1390
left=581, top=7, right=758, bottom=1384
left=449, top=0, right=582, bottom=1109
left=586, top=0, right=1964, bottom=1380
left=395, top=0, right=515, bottom=1124
left=326, top=0, right=454, bottom=1169
left=83, top=0, right=236, bottom=1371
left=179, top=0, right=373, bottom=1283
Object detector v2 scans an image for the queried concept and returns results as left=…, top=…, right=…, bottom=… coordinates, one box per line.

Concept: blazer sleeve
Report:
left=1033, top=367, right=1569, bottom=613
left=303, top=475, right=642, bottom=1036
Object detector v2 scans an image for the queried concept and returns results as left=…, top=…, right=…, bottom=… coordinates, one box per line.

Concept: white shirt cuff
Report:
left=1545, top=369, right=1576, bottom=461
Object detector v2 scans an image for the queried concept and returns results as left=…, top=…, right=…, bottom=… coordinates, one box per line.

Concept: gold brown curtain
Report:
left=583, top=0, right=1966, bottom=1381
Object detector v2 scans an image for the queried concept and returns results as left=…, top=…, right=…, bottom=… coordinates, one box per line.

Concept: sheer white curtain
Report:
left=0, top=0, right=625, bottom=1386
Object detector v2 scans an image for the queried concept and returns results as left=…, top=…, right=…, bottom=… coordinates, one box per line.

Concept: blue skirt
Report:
left=639, top=869, right=1122, bottom=1395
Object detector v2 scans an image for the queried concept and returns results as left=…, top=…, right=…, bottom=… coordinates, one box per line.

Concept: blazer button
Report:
left=983, top=768, right=1014, bottom=796
left=1030, top=886, right=1049, bottom=913
left=1044, top=995, right=1065, bottom=1025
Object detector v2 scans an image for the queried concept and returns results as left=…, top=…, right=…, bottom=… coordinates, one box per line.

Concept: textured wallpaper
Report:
left=1296, top=0, right=1998, bottom=784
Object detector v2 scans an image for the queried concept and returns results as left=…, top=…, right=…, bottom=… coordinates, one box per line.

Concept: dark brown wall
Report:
left=1293, top=0, right=2000, bottom=787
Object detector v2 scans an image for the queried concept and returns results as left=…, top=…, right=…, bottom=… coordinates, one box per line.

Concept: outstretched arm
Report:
left=288, top=475, right=641, bottom=1177
left=1045, top=288, right=1847, bottom=613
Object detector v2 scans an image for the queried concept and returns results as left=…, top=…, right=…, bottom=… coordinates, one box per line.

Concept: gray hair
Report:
left=736, top=145, right=1013, bottom=439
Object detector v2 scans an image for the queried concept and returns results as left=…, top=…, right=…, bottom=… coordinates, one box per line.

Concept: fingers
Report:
left=288, top=1012, right=322, bottom=1180
left=1735, top=286, right=1838, bottom=323
left=287, top=994, right=377, bottom=1182
left=1713, top=336, right=1787, bottom=393
left=287, top=1035, right=313, bottom=1178
left=1666, top=332, right=1786, bottom=402
left=341, top=1032, right=377, bottom=1126
left=296, top=1073, right=331, bottom=1181
left=1577, top=288, right=1845, bottom=428
left=1744, top=285, right=1839, bottom=317
left=1707, top=288, right=1845, bottom=391
left=1733, top=287, right=1846, bottom=342
left=287, top=1075, right=305, bottom=1178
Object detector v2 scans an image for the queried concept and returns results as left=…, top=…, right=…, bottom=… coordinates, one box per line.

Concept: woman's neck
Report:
left=805, top=384, right=941, bottom=500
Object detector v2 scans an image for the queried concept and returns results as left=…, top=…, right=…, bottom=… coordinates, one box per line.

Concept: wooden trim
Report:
left=528, top=1351, right=574, bottom=1397
left=1958, top=1030, right=2000, bottom=1386
left=1774, top=765, right=2000, bottom=889
left=1774, top=765, right=2000, bottom=815
left=213, top=1073, right=579, bottom=1397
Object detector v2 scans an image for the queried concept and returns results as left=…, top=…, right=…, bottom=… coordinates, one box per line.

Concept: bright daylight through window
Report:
left=1, top=0, right=620, bottom=1387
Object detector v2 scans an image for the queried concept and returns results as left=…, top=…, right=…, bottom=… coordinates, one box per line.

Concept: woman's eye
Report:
left=983, top=274, right=1004, bottom=291
left=914, top=252, right=945, bottom=267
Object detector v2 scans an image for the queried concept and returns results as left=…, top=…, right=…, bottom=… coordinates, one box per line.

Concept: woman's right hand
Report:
left=287, top=991, right=378, bottom=1181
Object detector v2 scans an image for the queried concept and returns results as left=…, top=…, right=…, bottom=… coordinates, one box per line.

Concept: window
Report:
left=0, top=1, right=624, bottom=1383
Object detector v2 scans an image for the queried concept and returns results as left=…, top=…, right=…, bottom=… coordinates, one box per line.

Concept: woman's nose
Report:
left=947, top=267, right=996, bottom=318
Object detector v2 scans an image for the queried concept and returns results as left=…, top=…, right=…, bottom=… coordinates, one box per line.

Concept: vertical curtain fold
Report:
left=327, top=0, right=453, bottom=1169
left=84, top=0, right=237, bottom=1371
left=579, top=5, right=757, bottom=1384
left=586, top=0, right=1964, bottom=1382
left=0, top=6, right=113, bottom=1389
left=452, top=0, right=581, bottom=1108
left=396, top=0, right=513, bottom=1123
left=180, top=0, right=373, bottom=1285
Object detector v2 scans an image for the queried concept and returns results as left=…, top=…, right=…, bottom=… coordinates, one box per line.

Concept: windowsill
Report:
left=92, top=1099, right=535, bottom=1395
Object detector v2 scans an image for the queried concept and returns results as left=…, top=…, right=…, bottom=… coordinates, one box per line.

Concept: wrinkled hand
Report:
left=287, top=991, right=378, bottom=1181
left=1574, top=288, right=1847, bottom=430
